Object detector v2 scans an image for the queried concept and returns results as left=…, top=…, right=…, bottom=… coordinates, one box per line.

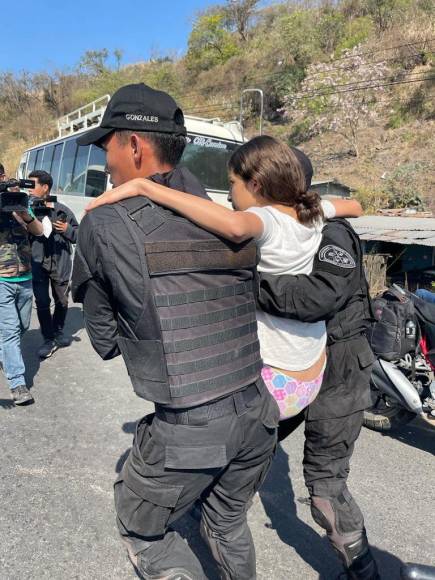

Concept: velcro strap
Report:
left=160, top=301, right=256, bottom=331
left=144, top=239, right=257, bottom=274
left=167, top=339, right=260, bottom=375
left=155, top=280, right=254, bottom=307
left=169, top=361, right=263, bottom=399
left=163, top=321, right=257, bottom=354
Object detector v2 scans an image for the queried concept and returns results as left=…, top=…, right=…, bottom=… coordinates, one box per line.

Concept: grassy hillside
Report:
left=0, top=0, right=433, bottom=211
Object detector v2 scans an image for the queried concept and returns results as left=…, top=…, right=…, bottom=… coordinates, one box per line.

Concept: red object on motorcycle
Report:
left=420, top=336, right=435, bottom=371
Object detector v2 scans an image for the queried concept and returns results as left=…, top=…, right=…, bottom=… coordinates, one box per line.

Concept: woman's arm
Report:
left=86, top=178, right=263, bottom=243
left=328, top=198, right=363, bottom=218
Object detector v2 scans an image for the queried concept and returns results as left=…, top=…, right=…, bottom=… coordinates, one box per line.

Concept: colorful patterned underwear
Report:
left=261, top=363, right=325, bottom=420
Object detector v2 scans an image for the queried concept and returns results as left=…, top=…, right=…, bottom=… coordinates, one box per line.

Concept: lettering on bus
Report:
left=186, top=136, right=228, bottom=150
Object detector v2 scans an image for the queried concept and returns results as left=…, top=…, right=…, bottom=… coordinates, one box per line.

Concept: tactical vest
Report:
left=325, top=219, right=374, bottom=345
left=114, top=199, right=262, bottom=409
left=0, top=215, right=32, bottom=278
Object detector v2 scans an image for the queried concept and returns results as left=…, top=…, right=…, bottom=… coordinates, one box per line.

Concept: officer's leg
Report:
left=200, top=391, right=278, bottom=580
left=115, top=413, right=226, bottom=580
left=304, top=411, right=379, bottom=580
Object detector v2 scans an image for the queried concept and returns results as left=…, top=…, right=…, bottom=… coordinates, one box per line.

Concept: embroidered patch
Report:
left=319, top=244, right=356, bottom=268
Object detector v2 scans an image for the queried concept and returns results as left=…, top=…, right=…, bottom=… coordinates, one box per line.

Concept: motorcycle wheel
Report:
left=363, top=390, right=415, bottom=432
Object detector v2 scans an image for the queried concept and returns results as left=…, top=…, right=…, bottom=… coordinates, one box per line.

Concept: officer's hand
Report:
left=53, top=220, right=68, bottom=233
left=85, top=178, right=148, bottom=212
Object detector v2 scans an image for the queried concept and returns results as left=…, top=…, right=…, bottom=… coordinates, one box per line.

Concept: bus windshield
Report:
left=180, top=135, right=239, bottom=193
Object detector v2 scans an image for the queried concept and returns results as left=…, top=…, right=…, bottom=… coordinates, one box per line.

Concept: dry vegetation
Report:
left=0, top=0, right=433, bottom=212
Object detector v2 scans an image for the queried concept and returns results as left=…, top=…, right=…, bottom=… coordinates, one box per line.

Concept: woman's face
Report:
left=228, top=172, right=258, bottom=211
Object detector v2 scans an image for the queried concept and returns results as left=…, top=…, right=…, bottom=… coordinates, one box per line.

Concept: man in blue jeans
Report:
left=0, top=170, right=44, bottom=405
left=415, top=287, right=435, bottom=304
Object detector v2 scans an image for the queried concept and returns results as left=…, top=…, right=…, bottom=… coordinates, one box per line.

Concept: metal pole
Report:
left=240, top=88, right=264, bottom=138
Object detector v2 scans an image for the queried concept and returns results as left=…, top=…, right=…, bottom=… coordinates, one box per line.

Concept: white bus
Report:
left=18, top=96, right=243, bottom=217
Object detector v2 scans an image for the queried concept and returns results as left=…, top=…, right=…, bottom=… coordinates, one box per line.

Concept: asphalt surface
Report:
left=1, top=305, right=434, bottom=580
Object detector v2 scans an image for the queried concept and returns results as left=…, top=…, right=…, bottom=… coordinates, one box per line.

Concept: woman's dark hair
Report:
left=228, top=135, right=323, bottom=226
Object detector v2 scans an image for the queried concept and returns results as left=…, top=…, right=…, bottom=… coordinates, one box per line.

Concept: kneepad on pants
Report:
left=310, top=493, right=379, bottom=579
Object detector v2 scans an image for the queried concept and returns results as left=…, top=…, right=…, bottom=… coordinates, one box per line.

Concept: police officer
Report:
left=257, top=150, right=379, bottom=580
left=71, top=84, right=278, bottom=580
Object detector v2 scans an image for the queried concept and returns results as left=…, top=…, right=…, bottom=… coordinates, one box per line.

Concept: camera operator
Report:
left=0, top=167, right=43, bottom=405
left=28, top=170, right=78, bottom=359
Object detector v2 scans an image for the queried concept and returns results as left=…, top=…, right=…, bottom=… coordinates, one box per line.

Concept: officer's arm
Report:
left=257, top=222, right=357, bottom=323
left=71, top=215, right=120, bottom=360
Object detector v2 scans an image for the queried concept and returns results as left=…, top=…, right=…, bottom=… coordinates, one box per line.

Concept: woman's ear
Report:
left=249, top=178, right=260, bottom=194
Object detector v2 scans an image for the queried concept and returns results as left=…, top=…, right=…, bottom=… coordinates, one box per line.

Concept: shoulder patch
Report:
left=319, top=244, right=356, bottom=269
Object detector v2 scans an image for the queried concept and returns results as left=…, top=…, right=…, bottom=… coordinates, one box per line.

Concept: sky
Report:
left=0, top=0, right=225, bottom=73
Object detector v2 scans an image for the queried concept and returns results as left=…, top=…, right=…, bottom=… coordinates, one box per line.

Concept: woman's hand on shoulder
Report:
left=85, top=178, right=148, bottom=213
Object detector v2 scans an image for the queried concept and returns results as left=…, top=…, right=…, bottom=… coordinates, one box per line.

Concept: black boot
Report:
left=339, top=547, right=380, bottom=580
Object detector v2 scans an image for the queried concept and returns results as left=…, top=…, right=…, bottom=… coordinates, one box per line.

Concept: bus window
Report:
left=58, top=139, right=77, bottom=192
left=85, top=145, right=107, bottom=197
left=180, top=136, right=239, bottom=193
left=67, top=145, right=90, bottom=195
left=27, top=150, right=37, bottom=175
left=41, top=145, right=54, bottom=173
left=51, top=143, right=64, bottom=192
left=18, top=153, right=28, bottom=179
left=34, top=148, right=44, bottom=170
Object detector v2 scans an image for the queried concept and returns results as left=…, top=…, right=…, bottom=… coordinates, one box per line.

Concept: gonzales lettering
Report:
left=125, top=114, right=159, bottom=123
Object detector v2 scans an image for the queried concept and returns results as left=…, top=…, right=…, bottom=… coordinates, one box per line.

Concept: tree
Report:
left=113, top=49, right=124, bottom=72
left=186, top=9, right=239, bottom=73
left=224, top=0, right=259, bottom=42
left=284, top=45, right=389, bottom=156
left=78, top=49, right=110, bottom=76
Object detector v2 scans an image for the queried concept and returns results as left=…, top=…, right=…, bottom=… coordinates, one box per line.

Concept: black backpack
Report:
left=369, top=286, right=419, bottom=361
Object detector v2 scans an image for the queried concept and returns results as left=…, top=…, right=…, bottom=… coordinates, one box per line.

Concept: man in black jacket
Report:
left=28, top=170, right=78, bottom=358
left=71, top=84, right=278, bottom=580
left=257, top=152, right=380, bottom=580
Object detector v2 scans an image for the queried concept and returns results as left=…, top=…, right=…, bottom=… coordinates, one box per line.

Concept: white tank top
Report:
left=246, top=200, right=336, bottom=371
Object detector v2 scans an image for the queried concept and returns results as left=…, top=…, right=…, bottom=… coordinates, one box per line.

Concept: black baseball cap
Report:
left=291, top=147, right=313, bottom=191
left=77, top=83, right=186, bottom=147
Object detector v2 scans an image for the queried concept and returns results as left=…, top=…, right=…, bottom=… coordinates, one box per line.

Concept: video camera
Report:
left=0, top=179, right=34, bottom=213
left=30, top=195, right=58, bottom=218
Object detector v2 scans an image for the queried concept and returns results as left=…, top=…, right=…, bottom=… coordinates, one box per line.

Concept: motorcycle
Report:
left=363, top=288, right=435, bottom=432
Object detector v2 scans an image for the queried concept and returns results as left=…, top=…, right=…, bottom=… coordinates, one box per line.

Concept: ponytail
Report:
left=294, top=189, right=324, bottom=226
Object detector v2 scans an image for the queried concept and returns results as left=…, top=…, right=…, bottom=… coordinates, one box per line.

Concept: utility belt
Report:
left=155, top=382, right=260, bottom=426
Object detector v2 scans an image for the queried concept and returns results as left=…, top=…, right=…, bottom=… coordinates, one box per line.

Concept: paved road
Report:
left=1, top=306, right=434, bottom=579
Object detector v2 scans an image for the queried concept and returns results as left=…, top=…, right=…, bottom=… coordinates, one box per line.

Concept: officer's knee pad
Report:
left=311, top=494, right=367, bottom=569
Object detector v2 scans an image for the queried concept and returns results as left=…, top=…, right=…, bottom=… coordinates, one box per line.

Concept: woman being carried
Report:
left=87, top=136, right=363, bottom=419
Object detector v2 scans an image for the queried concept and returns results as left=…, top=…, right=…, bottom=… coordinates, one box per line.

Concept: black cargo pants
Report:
left=279, top=337, right=375, bottom=568
left=32, top=265, right=69, bottom=340
left=115, top=381, right=279, bottom=580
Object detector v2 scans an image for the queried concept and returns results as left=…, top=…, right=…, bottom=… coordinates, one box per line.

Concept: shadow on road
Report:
left=379, top=419, right=435, bottom=456
left=260, top=444, right=406, bottom=579
left=0, top=398, right=15, bottom=410
left=21, top=305, right=84, bottom=387
left=259, top=444, right=340, bottom=578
